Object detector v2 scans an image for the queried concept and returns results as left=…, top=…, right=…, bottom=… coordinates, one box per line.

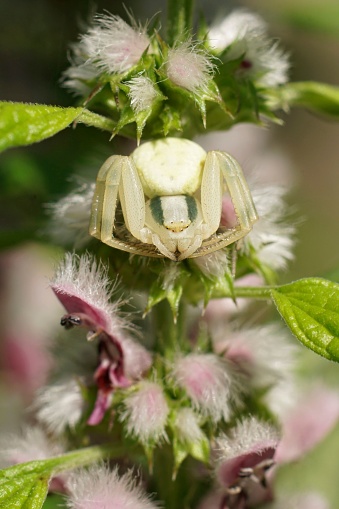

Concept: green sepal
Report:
left=172, top=432, right=210, bottom=478
left=159, top=105, right=183, bottom=136
left=117, top=77, right=166, bottom=142
left=238, top=245, right=279, bottom=285
left=145, top=266, right=188, bottom=322
left=168, top=407, right=210, bottom=478
left=187, top=257, right=235, bottom=308
left=271, top=278, right=339, bottom=362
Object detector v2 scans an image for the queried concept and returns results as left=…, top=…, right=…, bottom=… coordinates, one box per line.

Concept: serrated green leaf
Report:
left=0, top=102, right=117, bottom=153
left=0, top=468, right=48, bottom=509
left=0, top=102, right=84, bottom=152
left=271, top=278, right=339, bottom=361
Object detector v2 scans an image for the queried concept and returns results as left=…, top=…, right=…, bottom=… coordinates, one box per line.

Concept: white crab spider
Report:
left=89, top=138, right=258, bottom=261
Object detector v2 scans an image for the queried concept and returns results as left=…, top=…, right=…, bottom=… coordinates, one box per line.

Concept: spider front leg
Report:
left=193, top=150, right=258, bottom=256
left=89, top=155, right=156, bottom=255
left=89, top=155, right=121, bottom=240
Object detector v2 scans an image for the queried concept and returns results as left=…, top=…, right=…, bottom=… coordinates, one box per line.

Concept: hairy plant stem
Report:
left=212, top=285, right=274, bottom=300
left=152, top=299, right=187, bottom=357
left=167, top=0, right=195, bottom=45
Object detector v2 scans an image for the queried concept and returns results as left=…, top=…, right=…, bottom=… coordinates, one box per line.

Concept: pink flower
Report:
left=215, top=417, right=279, bottom=507
left=210, top=385, right=339, bottom=508
left=66, top=464, right=158, bottom=509
left=51, top=253, right=152, bottom=425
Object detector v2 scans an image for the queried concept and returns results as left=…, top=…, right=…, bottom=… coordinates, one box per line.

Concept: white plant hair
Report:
left=127, top=75, right=159, bottom=113
left=33, top=379, right=84, bottom=435
left=209, top=9, right=268, bottom=53
left=81, top=13, right=150, bottom=74
left=209, top=9, right=289, bottom=87
left=66, top=464, right=158, bottom=509
left=215, top=416, right=279, bottom=462
left=192, top=250, right=230, bottom=278
left=244, top=184, right=296, bottom=271
left=166, top=41, right=216, bottom=93
left=62, top=46, right=99, bottom=96
left=47, top=182, right=94, bottom=249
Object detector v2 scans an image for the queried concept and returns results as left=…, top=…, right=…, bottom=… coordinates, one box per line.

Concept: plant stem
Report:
left=212, top=285, right=274, bottom=300
left=50, top=444, right=126, bottom=475
left=152, top=300, right=183, bottom=356
left=167, top=0, right=195, bottom=45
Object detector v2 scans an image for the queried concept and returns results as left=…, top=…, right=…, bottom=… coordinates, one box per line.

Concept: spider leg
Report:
left=191, top=151, right=258, bottom=257
left=89, top=155, right=121, bottom=240
left=214, top=151, right=258, bottom=230
left=117, top=156, right=146, bottom=239
left=90, top=156, right=163, bottom=257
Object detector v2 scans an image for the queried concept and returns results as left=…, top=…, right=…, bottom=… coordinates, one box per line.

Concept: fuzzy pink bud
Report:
left=120, top=381, right=169, bottom=444
left=83, top=14, right=150, bottom=74
left=172, top=353, right=234, bottom=423
left=166, top=42, right=215, bottom=93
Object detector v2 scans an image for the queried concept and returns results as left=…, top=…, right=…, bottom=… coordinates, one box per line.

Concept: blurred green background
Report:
left=1, top=0, right=339, bottom=507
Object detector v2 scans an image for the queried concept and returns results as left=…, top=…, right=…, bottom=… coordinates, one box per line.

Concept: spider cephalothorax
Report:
left=89, top=138, right=257, bottom=261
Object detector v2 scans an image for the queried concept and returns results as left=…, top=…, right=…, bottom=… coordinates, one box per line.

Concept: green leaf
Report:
left=0, top=444, right=124, bottom=509
left=0, top=102, right=116, bottom=153
left=0, top=473, right=48, bottom=509
left=271, top=278, right=339, bottom=361
left=0, top=102, right=83, bottom=152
